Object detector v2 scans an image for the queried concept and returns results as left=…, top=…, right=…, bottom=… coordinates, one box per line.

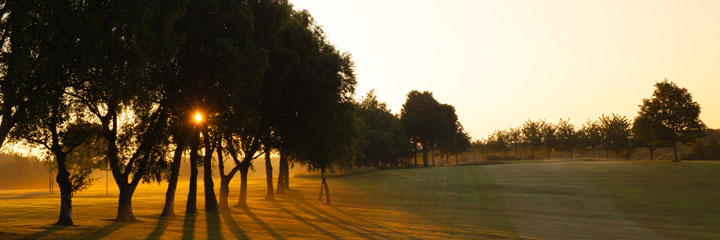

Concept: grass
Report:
left=1, top=160, right=720, bottom=239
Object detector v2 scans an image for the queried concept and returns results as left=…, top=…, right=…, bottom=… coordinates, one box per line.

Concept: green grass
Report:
left=1, top=160, right=720, bottom=239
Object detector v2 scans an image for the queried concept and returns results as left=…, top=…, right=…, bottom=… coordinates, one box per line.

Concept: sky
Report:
left=290, top=0, right=720, bottom=140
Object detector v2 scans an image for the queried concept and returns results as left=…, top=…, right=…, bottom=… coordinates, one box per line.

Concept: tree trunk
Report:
left=320, top=168, right=331, bottom=205
left=649, top=146, right=654, bottom=161
left=455, top=153, right=459, bottom=165
left=276, top=153, right=289, bottom=194
left=237, top=161, right=250, bottom=208
left=186, top=138, right=199, bottom=214
left=161, top=143, right=184, bottom=217
left=116, top=184, right=136, bottom=222
left=569, top=150, right=573, bottom=159
left=203, top=132, right=218, bottom=212
left=422, top=149, right=428, bottom=167
left=265, top=151, right=274, bottom=200
left=414, top=148, right=418, bottom=167
left=472, top=150, right=475, bottom=162
left=672, top=141, right=680, bottom=162
left=219, top=176, right=231, bottom=210
left=431, top=147, right=435, bottom=166
left=55, top=153, right=73, bottom=226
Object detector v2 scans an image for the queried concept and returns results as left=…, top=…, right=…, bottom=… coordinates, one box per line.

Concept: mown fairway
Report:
left=2, top=160, right=720, bottom=239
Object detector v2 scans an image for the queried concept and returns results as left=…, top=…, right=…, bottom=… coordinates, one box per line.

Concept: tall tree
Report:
left=540, top=120, right=556, bottom=159
left=580, top=120, right=603, bottom=157
left=636, top=79, right=705, bottom=162
left=556, top=119, right=578, bottom=159
left=631, top=115, right=665, bottom=160
left=70, top=0, right=186, bottom=221
left=599, top=114, right=632, bottom=160
left=522, top=120, right=543, bottom=159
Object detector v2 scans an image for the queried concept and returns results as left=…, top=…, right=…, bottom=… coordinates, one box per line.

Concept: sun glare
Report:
left=194, top=112, right=202, bottom=124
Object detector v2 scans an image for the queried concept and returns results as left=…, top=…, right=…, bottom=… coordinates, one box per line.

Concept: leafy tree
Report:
left=631, top=115, right=665, bottom=160
left=579, top=120, right=603, bottom=157
left=356, top=90, right=410, bottom=168
left=636, top=79, right=706, bottom=162
left=69, top=0, right=186, bottom=221
left=599, top=114, right=632, bottom=160
left=0, top=0, right=48, bottom=148
left=400, top=91, right=442, bottom=167
left=540, top=120, right=557, bottom=159
left=556, top=119, right=578, bottom=159
left=522, top=120, right=543, bottom=159
left=508, top=127, right=522, bottom=158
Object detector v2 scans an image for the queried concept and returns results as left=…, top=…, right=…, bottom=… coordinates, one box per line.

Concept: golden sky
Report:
left=291, top=0, right=720, bottom=139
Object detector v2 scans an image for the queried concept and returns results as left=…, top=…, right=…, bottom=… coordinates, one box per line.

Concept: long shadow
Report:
left=219, top=209, right=249, bottom=239
left=240, top=207, right=284, bottom=240
left=330, top=206, right=420, bottom=240
left=181, top=213, right=196, bottom=240
left=20, top=225, right=68, bottom=240
left=84, top=221, right=131, bottom=239
left=289, top=201, right=380, bottom=240
left=146, top=216, right=172, bottom=240
left=206, top=211, right=223, bottom=240
left=271, top=201, right=341, bottom=240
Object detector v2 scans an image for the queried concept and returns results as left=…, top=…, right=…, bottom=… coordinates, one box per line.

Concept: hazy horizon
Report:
left=291, top=0, right=720, bottom=139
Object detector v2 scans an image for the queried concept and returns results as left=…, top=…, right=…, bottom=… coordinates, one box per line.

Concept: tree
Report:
left=400, top=91, right=441, bottom=167
left=599, top=114, right=631, bottom=160
left=522, top=120, right=543, bottom=159
left=69, top=0, right=186, bottom=221
left=556, top=119, right=578, bottom=159
left=356, top=90, right=410, bottom=168
left=579, top=120, right=603, bottom=157
left=540, top=120, right=556, bottom=159
left=631, top=115, right=665, bottom=160
left=636, top=79, right=706, bottom=162
left=0, top=0, right=49, bottom=148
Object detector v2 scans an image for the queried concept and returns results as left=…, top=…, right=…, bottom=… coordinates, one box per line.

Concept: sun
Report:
left=194, top=112, right=202, bottom=124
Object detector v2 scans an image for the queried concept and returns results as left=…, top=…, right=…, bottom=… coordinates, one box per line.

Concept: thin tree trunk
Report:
left=237, top=161, right=250, bottom=208
left=276, top=152, right=289, bottom=194
left=55, top=153, right=73, bottom=226
left=422, top=149, right=428, bottom=167
left=202, top=131, right=218, bottom=212
left=320, top=168, right=331, bottom=205
left=161, top=142, right=184, bottom=217
left=186, top=137, right=199, bottom=214
left=649, top=146, right=654, bottom=161
left=672, top=141, right=680, bottom=162
left=431, top=147, right=435, bottom=166
left=265, top=151, right=274, bottom=200
left=455, top=153, right=459, bottom=165
left=413, top=148, right=418, bottom=167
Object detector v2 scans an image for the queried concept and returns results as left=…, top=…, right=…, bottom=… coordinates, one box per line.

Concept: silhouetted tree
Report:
left=522, top=120, right=543, bottom=159
left=636, top=79, right=705, bottom=162
left=599, top=114, right=632, bottom=160
left=556, top=119, right=578, bottom=159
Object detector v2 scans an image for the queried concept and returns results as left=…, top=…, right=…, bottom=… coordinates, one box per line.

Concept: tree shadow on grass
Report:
left=181, top=213, right=196, bottom=240
left=271, top=201, right=341, bottom=240
left=146, top=216, right=172, bottom=240
left=240, top=206, right=284, bottom=240
left=206, top=211, right=223, bottom=240
left=219, top=209, right=249, bottom=239
left=329, top=205, right=421, bottom=240
left=84, top=221, right=131, bottom=239
left=289, top=201, right=381, bottom=240
left=20, top=225, right=67, bottom=240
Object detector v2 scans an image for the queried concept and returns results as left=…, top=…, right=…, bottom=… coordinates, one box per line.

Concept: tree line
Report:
left=0, top=0, right=372, bottom=226
left=472, top=80, right=707, bottom=162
